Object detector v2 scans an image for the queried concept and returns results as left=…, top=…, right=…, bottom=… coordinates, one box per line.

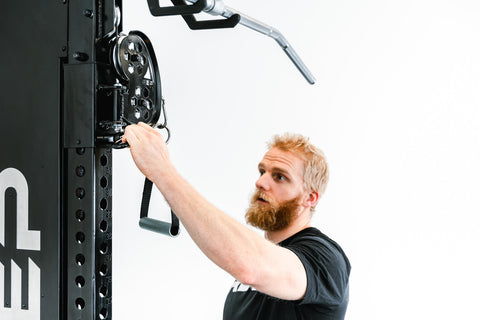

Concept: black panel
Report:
left=64, top=64, right=96, bottom=148
left=2, top=0, right=118, bottom=319
left=0, top=0, right=67, bottom=319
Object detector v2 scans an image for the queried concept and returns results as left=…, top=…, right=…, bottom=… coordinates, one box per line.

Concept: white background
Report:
left=113, top=0, right=480, bottom=319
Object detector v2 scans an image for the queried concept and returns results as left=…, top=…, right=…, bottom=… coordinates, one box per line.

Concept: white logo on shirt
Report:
left=231, top=280, right=257, bottom=293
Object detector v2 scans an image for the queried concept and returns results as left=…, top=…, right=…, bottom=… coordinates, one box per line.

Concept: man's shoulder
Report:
left=282, top=227, right=332, bottom=246
left=283, top=227, right=351, bottom=272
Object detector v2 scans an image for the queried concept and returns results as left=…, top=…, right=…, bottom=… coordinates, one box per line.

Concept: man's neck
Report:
left=265, top=213, right=312, bottom=244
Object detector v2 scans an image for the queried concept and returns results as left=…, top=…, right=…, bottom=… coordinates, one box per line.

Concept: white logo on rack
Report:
left=0, top=168, right=41, bottom=320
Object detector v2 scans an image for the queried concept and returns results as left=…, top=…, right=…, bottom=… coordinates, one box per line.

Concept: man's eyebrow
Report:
left=258, top=163, right=291, bottom=176
left=272, top=167, right=291, bottom=176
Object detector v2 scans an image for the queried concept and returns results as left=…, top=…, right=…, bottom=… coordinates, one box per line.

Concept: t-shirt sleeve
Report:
left=286, top=237, right=350, bottom=306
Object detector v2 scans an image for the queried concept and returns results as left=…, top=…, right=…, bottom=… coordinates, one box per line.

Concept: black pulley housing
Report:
left=112, top=30, right=162, bottom=126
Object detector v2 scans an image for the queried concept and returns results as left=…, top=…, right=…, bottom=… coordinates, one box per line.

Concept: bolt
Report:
left=76, top=166, right=86, bottom=177
left=76, top=209, right=85, bottom=221
left=84, top=9, right=93, bottom=18
left=73, top=52, right=88, bottom=62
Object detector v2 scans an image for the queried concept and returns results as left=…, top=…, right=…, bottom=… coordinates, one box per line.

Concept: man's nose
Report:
left=255, top=174, right=271, bottom=191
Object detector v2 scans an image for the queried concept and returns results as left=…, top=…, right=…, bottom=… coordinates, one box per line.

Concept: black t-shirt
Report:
left=223, top=227, right=351, bottom=320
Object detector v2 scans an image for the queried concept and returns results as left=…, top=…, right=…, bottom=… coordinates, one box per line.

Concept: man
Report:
left=122, top=123, right=351, bottom=319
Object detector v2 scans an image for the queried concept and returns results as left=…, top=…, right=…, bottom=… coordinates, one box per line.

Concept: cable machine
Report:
left=0, top=1, right=314, bottom=319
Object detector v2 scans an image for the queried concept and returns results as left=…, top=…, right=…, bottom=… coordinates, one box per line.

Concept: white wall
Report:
left=113, top=0, right=480, bottom=319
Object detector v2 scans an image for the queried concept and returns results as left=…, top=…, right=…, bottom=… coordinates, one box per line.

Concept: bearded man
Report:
left=122, top=124, right=351, bottom=320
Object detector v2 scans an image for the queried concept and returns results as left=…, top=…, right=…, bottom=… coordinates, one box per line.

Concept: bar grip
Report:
left=172, top=0, right=240, bottom=30
left=139, top=215, right=180, bottom=236
left=147, top=0, right=207, bottom=16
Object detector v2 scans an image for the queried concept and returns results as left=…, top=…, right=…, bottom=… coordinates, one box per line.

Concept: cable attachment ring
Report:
left=156, top=98, right=171, bottom=144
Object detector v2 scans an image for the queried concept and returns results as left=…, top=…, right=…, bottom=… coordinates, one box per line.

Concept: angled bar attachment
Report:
left=145, top=0, right=316, bottom=84
left=189, top=0, right=316, bottom=84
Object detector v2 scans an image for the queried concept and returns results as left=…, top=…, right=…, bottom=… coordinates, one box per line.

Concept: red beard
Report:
left=245, top=190, right=301, bottom=232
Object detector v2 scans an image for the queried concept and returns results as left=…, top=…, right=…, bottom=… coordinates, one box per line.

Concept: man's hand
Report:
left=121, top=122, right=172, bottom=182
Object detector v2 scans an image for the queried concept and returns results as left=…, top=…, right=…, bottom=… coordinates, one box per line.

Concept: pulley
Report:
left=112, top=31, right=162, bottom=127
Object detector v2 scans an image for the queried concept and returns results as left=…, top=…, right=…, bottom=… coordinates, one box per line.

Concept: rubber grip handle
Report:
left=139, top=216, right=180, bottom=236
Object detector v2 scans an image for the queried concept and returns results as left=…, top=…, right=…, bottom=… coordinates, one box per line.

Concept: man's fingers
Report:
left=123, top=123, right=164, bottom=146
left=122, top=124, right=142, bottom=145
left=137, top=122, right=151, bottom=129
left=137, top=121, right=164, bottom=139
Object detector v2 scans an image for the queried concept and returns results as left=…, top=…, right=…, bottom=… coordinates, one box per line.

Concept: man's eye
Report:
left=259, top=170, right=265, bottom=176
left=275, top=174, right=285, bottom=181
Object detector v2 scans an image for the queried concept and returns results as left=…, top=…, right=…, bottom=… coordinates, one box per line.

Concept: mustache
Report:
left=251, top=190, right=276, bottom=205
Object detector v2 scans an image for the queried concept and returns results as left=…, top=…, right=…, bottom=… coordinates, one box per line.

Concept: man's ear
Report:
left=303, top=191, right=319, bottom=209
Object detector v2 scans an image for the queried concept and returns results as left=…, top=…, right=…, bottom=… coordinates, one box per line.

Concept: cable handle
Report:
left=139, top=178, right=180, bottom=237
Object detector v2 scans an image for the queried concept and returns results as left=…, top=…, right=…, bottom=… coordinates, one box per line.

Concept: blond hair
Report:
left=268, top=133, right=329, bottom=209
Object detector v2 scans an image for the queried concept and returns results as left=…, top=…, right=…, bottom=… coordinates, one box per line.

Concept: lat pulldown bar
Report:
left=146, top=0, right=316, bottom=84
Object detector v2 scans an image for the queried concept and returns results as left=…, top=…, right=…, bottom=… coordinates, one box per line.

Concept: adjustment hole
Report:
left=76, top=209, right=85, bottom=222
left=99, top=263, right=109, bottom=276
left=76, top=254, right=85, bottom=266
left=100, top=176, right=108, bottom=188
left=75, top=188, right=85, bottom=199
left=99, top=307, right=108, bottom=319
left=100, top=155, right=108, bottom=166
left=75, top=276, right=85, bottom=288
left=99, top=285, right=108, bottom=298
left=76, top=232, right=85, bottom=244
left=99, top=220, right=108, bottom=232
left=99, top=242, right=109, bottom=255
left=75, top=298, right=85, bottom=310
left=76, top=166, right=86, bottom=177
left=100, top=198, right=108, bottom=210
